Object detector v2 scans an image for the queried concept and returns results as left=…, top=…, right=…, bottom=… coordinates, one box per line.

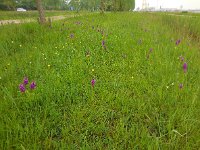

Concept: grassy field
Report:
left=0, top=10, right=73, bottom=20
left=0, top=12, right=200, bottom=149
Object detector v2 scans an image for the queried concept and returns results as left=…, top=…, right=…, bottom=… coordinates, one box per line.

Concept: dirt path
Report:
left=0, top=15, right=75, bottom=26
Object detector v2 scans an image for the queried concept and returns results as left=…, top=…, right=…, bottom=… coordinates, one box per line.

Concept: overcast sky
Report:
left=136, top=0, right=200, bottom=9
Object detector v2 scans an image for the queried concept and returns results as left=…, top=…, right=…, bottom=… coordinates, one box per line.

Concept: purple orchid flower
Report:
left=102, top=40, right=106, bottom=49
left=102, top=40, right=105, bottom=46
left=19, top=84, right=25, bottom=93
left=176, top=39, right=181, bottom=46
left=23, top=77, right=28, bottom=85
left=30, top=81, right=36, bottom=90
left=183, top=62, right=188, bottom=73
left=91, top=79, right=96, bottom=88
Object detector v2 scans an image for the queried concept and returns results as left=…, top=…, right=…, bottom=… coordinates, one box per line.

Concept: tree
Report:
left=111, top=0, right=135, bottom=11
left=0, top=0, right=16, bottom=10
left=0, top=0, right=136, bottom=11
left=16, top=0, right=36, bottom=10
left=67, top=0, right=135, bottom=12
left=35, top=0, right=46, bottom=24
left=100, top=0, right=105, bottom=13
left=43, top=0, right=65, bottom=10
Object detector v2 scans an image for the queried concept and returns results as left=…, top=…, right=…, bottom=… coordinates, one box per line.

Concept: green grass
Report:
left=0, top=12, right=200, bottom=149
left=0, top=10, right=73, bottom=20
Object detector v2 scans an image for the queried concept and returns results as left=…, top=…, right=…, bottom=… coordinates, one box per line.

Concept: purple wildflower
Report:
left=183, top=62, right=188, bottom=73
left=102, top=40, right=106, bottom=49
left=19, top=84, right=25, bottom=93
left=102, top=40, right=105, bottom=46
left=179, top=83, right=183, bottom=89
left=176, top=39, right=181, bottom=46
left=23, top=77, right=28, bottom=85
left=30, top=81, right=36, bottom=90
left=91, top=79, right=96, bottom=88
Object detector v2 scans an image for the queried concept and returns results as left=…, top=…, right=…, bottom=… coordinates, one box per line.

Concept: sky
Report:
left=135, top=0, right=200, bottom=9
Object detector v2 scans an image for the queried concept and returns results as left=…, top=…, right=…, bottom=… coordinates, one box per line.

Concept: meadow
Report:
left=0, top=12, right=200, bottom=149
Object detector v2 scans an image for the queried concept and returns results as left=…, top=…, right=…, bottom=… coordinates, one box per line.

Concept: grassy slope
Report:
left=0, top=12, right=200, bottom=149
left=0, top=10, right=73, bottom=20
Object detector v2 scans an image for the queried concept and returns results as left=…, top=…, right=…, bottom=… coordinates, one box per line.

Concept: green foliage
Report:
left=43, top=0, right=66, bottom=10
left=69, top=0, right=135, bottom=11
left=0, top=0, right=16, bottom=10
left=16, top=0, right=36, bottom=10
left=0, top=0, right=67, bottom=10
left=0, top=0, right=135, bottom=11
left=110, top=0, right=135, bottom=11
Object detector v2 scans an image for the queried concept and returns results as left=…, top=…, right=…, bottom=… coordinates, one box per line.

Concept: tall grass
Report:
left=158, top=13, right=200, bottom=44
left=0, top=12, right=200, bottom=149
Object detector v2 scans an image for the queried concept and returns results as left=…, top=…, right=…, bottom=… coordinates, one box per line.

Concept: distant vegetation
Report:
left=0, top=0, right=135, bottom=11
left=69, top=0, right=135, bottom=11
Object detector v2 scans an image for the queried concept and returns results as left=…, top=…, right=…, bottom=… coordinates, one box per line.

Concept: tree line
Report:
left=0, top=0, right=135, bottom=11
left=0, top=0, right=67, bottom=10
left=68, top=0, right=135, bottom=11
